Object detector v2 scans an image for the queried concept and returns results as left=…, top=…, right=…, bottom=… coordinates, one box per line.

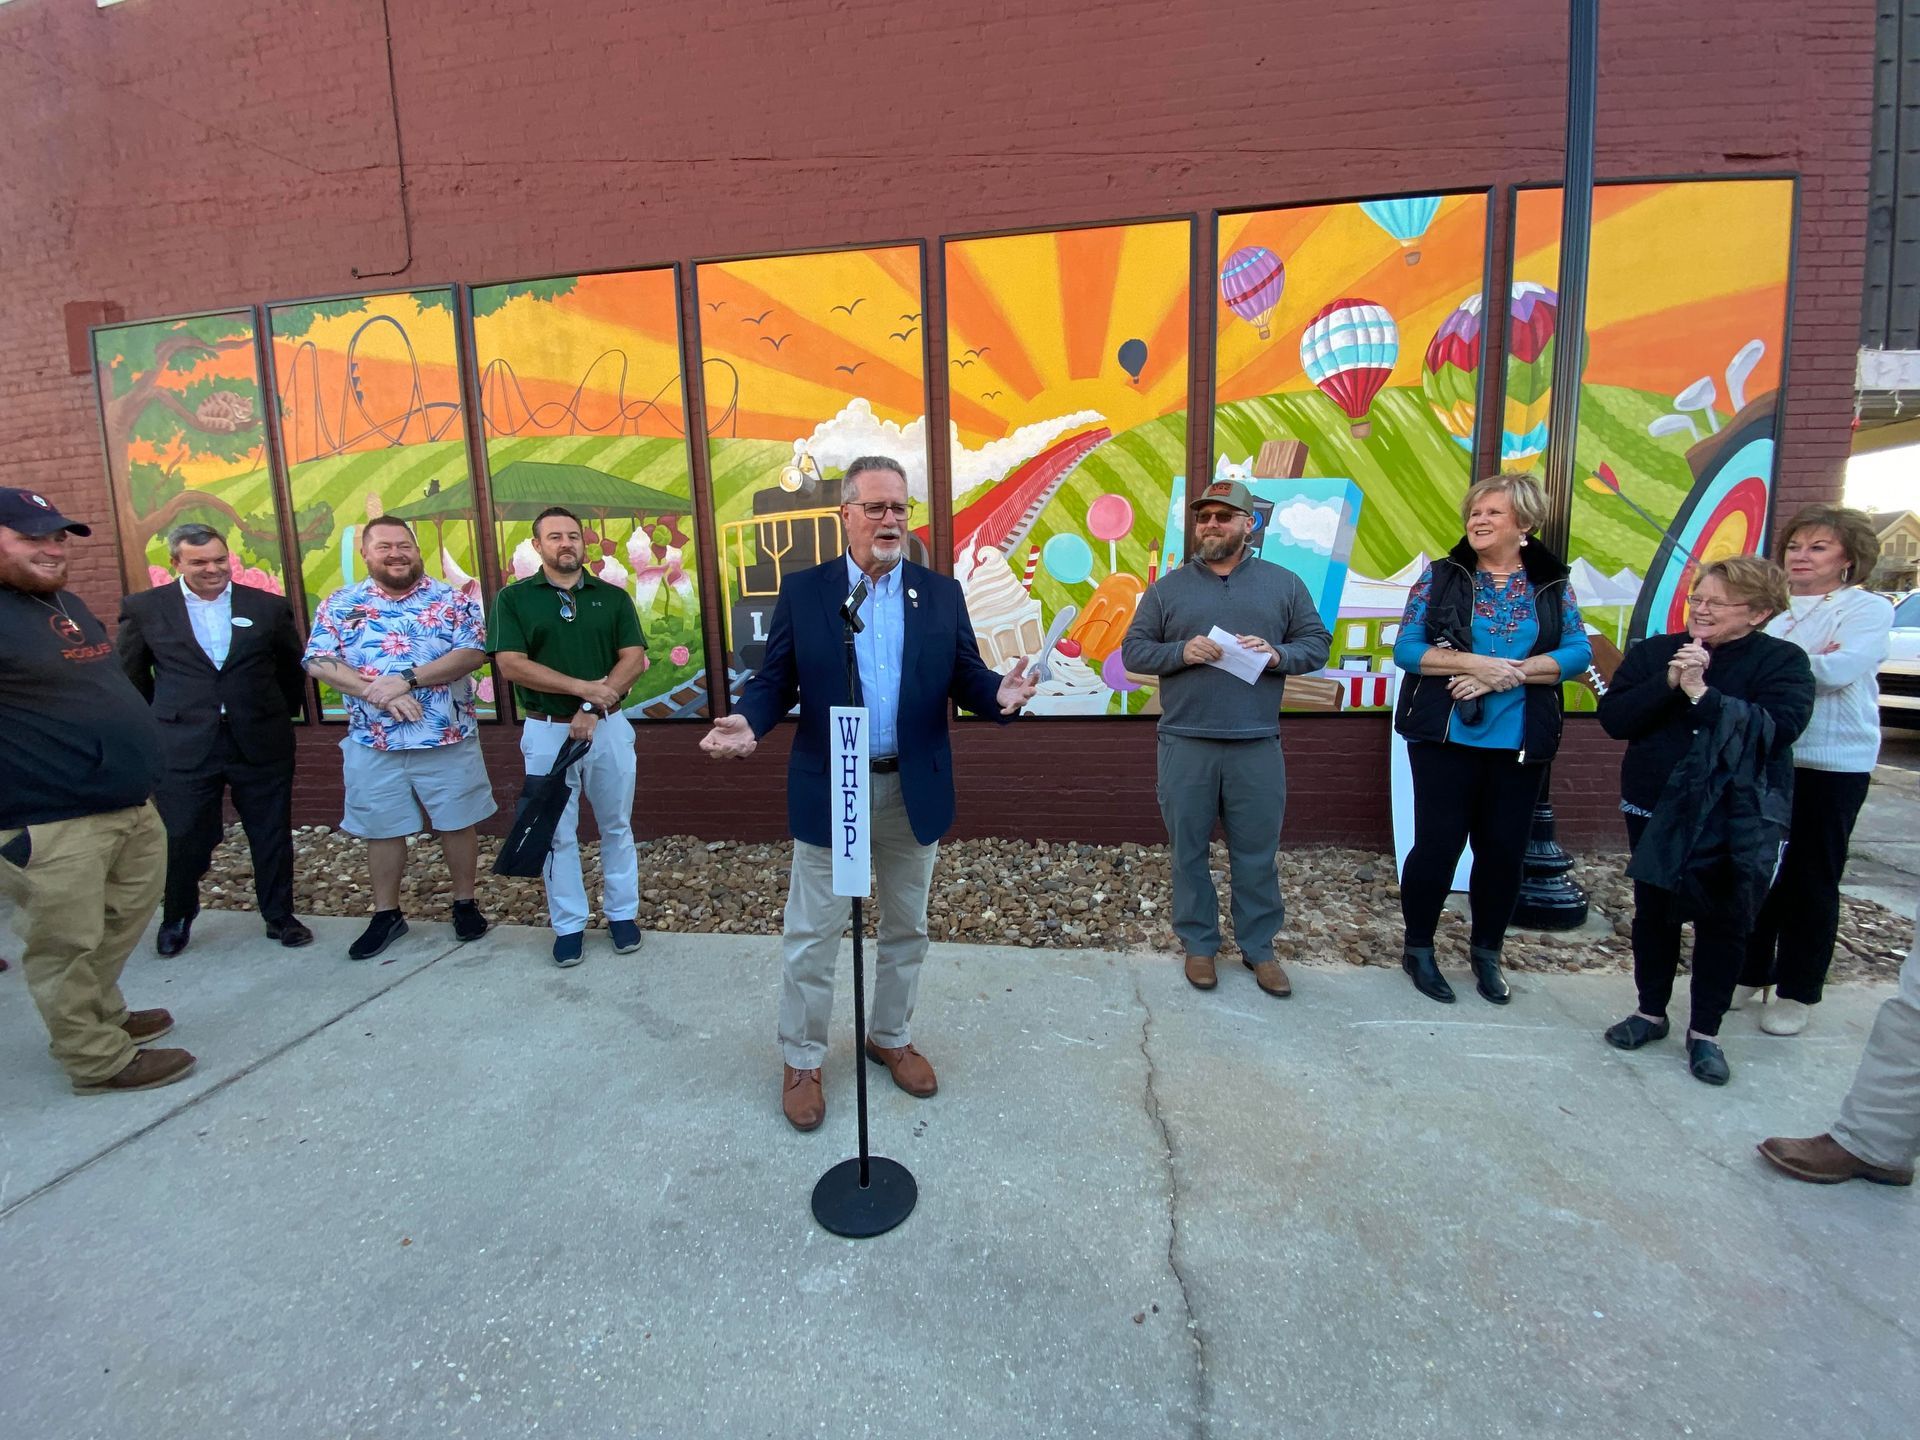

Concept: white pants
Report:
left=1833, top=906, right=1920, bottom=1170
left=518, top=715, right=639, bottom=936
left=778, top=773, right=936, bottom=1070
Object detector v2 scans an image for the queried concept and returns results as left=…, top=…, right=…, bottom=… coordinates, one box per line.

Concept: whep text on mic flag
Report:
left=830, top=706, right=872, bottom=898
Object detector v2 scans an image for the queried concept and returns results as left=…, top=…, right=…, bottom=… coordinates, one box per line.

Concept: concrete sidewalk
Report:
left=2, top=913, right=1915, bottom=1440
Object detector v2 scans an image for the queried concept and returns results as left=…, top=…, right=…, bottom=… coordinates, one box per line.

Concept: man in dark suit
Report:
left=118, top=523, right=312, bottom=954
left=701, top=455, right=1036, bottom=1131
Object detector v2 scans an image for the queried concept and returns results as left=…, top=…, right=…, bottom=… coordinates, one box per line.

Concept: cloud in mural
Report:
left=805, top=399, right=929, bottom=502
left=951, top=410, right=1106, bottom=493
left=1271, top=497, right=1343, bottom=556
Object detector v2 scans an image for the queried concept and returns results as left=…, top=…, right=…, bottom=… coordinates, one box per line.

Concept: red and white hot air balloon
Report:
left=1299, top=298, right=1399, bottom=439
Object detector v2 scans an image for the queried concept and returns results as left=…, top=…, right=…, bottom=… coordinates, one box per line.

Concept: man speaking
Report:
left=700, top=456, right=1036, bottom=1131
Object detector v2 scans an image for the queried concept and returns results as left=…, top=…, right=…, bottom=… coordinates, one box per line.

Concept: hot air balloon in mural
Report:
left=1220, top=246, right=1286, bottom=340
left=1117, top=338, right=1148, bottom=383
left=1421, top=293, right=1482, bottom=452
left=1299, top=298, right=1399, bottom=439
left=1359, top=195, right=1443, bottom=265
left=1504, top=281, right=1560, bottom=464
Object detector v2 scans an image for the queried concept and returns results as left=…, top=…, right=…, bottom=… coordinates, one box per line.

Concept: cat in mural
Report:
left=1213, top=455, right=1255, bottom=484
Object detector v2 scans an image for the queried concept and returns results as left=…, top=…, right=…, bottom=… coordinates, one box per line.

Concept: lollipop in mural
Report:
left=1300, top=298, right=1399, bottom=439
left=1421, top=293, right=1483, bottom=453
left=1117, top=338, right=1148, bottom=384
left=1086, top=494, right=1134, bottom=572
left=1503, top=281, right=1561, bottom=463
left=1041, top=531, right=1094, bottom=586
left=1220, top=246, right=1286, bottom=340
left=1359, top=196, right=1443, bottom=264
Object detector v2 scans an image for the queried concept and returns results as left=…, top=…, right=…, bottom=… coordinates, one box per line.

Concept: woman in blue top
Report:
left=1391, top=473, right=1591, bottom=1006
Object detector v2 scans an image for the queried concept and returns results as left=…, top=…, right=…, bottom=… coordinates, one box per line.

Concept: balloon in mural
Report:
left=1421, top=293, right=1482, bottom=453
left=1504, top=281, right=1561, bottom=463
left=1116, top=337, right=1148, bottom=383
left=1041, top=531, right=1095, bottom=586
left=1219, top=246, right=1286, bottom=340
left=1359, top=196, right=1443, bottom=265
left=1299, top=298, right=1399, bottom=439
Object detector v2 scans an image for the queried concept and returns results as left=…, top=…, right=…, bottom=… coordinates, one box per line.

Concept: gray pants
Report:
left=778, top=773, right=936, bottom=1070
left=1155, top=733, right=1286, bottom=962
left=1832, top=909, right=1920, bottom=1169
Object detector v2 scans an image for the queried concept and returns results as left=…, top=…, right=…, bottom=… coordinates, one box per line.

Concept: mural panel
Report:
left=944, top=220, right=1191, bottom=716
left=92, top=310, right=297, bottom=598
left=266, top=287, right=492, bottom=717
left=1210, top=193, right=1491, bottom=712
left=694, top=245, right=928, bottom=694
left=1506, top=179, right=1795, bottom=675
left=471, top=269, right=708, bottom=719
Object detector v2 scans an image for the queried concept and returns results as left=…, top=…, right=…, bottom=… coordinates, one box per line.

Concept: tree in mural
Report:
left=96, top=313, right=330, bottom=592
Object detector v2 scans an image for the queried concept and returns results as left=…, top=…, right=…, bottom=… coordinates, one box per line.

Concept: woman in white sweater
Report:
left=1738, top=505, right=1895, bottom=1036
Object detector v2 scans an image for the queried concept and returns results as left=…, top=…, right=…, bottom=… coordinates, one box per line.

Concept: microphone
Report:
left=840, top=578, right=870, bottom=634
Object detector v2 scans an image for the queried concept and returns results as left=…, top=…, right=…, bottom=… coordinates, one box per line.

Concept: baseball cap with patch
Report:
left=0, top=488, right=91, bottom=537
left=1189, top=479, right=1254, bottom=516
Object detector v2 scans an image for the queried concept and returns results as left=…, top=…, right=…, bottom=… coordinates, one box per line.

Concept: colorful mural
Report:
left=694, top=245, right=928, bottom=690
left=1211, top=192, right=1492, bottom=712
left=945, top=220, right=1191, bottom=716
left=471, top=269, right=709, bottom=720
left=1506, top=179, right=1796, bottom=666
left=265, top=287, right=492, bottom=716
left=92, top=310, right=302, bottom=597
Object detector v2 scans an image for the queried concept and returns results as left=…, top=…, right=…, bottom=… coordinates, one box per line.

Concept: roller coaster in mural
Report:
left=478, top=352, right=741, bottom=439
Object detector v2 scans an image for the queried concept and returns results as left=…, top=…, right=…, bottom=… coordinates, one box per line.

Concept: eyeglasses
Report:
left=556, top=591, right=576, bottom=622
left=847, top=502, right=912, bottom=520
left=1194, top=509, right=1242, bottom=525
left=1686, top=596, right=1749, bottom=613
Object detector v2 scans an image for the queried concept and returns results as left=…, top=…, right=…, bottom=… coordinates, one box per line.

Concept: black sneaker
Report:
left=452, top=900, right=490, bottom=943
left=1687, top=1036, right=1731, bottom=1086
left=348, top=910, right=408, bottom=961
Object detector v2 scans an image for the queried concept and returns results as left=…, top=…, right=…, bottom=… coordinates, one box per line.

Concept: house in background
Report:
left=1871, top=509, right=1920, bottom=590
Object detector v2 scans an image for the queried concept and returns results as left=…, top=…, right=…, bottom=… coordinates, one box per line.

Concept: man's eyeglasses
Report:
left=556, top=591, right=576, bottom=622
left=847, top=501, right=912, bottom=520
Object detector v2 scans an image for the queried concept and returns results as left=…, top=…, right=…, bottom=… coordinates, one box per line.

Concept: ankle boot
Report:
left=1402, top=944, right=1455, bottom=1004
left=1469, top=944, right=1511, bottom=1005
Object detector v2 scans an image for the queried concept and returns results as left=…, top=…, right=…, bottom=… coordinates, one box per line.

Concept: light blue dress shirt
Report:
left=181, top=577, right=233, bottom=669
left=844, top=553, right=905, bottom=759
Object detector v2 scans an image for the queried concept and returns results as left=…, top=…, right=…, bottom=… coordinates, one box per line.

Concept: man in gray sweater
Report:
left=1121, top=479, right=1332, bottom=997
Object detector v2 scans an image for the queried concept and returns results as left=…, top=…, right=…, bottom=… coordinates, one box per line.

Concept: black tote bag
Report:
left=492, top=736, right=593, bottom=878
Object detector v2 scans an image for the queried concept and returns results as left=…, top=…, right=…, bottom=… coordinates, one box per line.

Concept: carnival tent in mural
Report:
left=469, top=269, right=709, bottom=719
left=693, top=245, right=929, bottom=691
left=944, top=219, right=1192, bottom=717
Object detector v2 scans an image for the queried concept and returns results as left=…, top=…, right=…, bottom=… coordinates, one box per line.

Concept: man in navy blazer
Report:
left=118, top=523, right=311, bottom=955
left=702, top=455, right=1036, bottom=1131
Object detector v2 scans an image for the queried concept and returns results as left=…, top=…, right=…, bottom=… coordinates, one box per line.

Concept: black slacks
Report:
left=1399, top=742, right=1546, bottom=950
left=155, top=725, right=295, bottom=925
left=1741, top=767, right=1872, bottom=1005
left=1624, top=812, right=1747, bottom=1037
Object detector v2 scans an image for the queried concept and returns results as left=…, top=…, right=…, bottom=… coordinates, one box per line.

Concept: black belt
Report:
left=870, top=755, right=900, bottom=773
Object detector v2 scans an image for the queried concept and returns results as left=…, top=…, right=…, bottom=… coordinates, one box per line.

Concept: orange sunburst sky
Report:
left=114, top=318, right=268, bottom=484
left=694, top=247, right=925, bottom=441
left=1511, top=178, right=1793, bottom=396
left=269, top=291, right=466, bottom=464
left=471, top=270, right=686, bottom=439
left=1215, top=194, right=1489, bottom=403
left=944, top=221, right=1191, bottom=446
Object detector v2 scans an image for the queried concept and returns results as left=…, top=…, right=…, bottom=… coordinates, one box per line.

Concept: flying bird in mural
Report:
left=981, top=390, right=1003, bottom=400
left=761, top=333, right=792, bottom=351
left=1220, top=245, right=1287, bottom=340
left=1358, top=196, right=1444, bottom=264
left=831, top=298, right=866, bottom=315
left=952, top=358, right=974, bottom=369
left=890, top=327, right=917, bottom=341
left=900, top=312, right=921, bottom=322
left=835, top=363, right=866, bottom=376
left=705, top=300, right=726, bottom=312
left=1299, top=297, right=1399, bottom=439
left=742, top=309, right=774, bottom=325
left=963, top=347, right=991, bottom=359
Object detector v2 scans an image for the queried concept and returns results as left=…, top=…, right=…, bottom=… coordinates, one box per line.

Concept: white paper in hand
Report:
left=1204, top=625, right=1267, bottom=685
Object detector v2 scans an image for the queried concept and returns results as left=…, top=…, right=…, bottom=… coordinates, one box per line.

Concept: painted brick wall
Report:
left=0, top=0, right=1872, bottom=849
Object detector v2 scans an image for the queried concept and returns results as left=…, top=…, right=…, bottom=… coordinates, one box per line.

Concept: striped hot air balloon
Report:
left=1504, top=281, right=1560, bottom=464
left=1220, top=246, right=1286, bottom=340
left=1421, top=293, right=1482, bottom=452
left=1300, top=299, right=1399, bottom=439
left=1359, top=196, right=1443, bottom=265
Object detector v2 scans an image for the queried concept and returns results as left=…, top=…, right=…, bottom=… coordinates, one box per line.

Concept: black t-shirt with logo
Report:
left=0, top=586, right=162, bottom=826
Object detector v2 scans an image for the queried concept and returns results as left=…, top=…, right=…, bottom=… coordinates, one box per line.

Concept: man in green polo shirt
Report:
left=490, top=507, right=650, bottom=967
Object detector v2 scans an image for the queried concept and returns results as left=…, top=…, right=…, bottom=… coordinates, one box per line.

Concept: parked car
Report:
left=1882, top=591, right=1920, bottom=726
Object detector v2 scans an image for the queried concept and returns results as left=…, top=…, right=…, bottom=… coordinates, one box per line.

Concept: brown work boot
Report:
left=1757, top=1133, right=1913, bottom=1187
left=781, top=1064, right=825, bottom=1132
left=1184, top=953, right=1218, bottom=989
left=865, top=1040, right=938, bottom=1097
left=1245, top=957, right=1293, bottom=997
left=121, top=1009, right=174, bottom=1045
left=73, top=1047, right=196, bottom=1096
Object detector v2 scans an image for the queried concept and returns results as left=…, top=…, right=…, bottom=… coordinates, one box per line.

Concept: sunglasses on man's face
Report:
left=848, top=501, right=912, bottom=520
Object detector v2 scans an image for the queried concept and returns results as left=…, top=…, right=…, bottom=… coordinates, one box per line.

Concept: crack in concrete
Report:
left=1132, top=971, right=1211, bottom=1440
left=0, top=940, right=464, bottom=1222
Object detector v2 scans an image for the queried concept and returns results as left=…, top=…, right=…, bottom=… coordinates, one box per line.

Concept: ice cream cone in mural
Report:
left=958, top=544, right=1044, bottom=666
left=1067, top=573, right=1145, bottom=663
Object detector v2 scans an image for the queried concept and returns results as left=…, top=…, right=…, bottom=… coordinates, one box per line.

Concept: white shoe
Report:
left=1731, top=985, right=1767, bottom=1011
left=1760, top=998, right=1811, bottom=1036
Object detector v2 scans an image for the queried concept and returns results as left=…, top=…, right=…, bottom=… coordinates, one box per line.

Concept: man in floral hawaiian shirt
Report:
left=303, top=517, right=495, bottom=960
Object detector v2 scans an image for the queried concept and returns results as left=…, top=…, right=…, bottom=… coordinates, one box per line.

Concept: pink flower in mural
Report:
left=227, top=554, right=284, bottom=595
left=630, top=540, right=693, bottom=618
left=510, top=539, right=540, bottom=580
left=476, top=675, right=495, bottom=703
left=670, top=645, right=691, bottom=666
left=440, top=547, right=482, bottom=603
left=148, top=564, right=172, bottom=589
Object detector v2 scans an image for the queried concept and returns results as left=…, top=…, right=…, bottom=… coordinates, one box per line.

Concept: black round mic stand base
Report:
left=811, top=1156, right=918, bottom=1238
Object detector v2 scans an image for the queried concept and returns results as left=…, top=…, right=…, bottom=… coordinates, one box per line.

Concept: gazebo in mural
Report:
left=387, top=460, right=693, bottom=552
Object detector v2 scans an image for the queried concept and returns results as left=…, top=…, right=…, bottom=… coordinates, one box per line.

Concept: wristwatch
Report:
left=580, top=701, right=600, bottom=716
left=399, top=666, right=418, bottom=688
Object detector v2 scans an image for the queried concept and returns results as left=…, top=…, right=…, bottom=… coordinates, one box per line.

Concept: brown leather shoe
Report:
left=73, top=1047, right=196, bottom=1095
left=1757, top=1133, right=1913, bottom=1187
left=865, top=1040, right=938, bottom=1097
left=1184, top=953, right=1217, bottom=989
left=781, top=1064, right=825, bottom=1131
left=121, top=1009, right=174, bottom=1045
left=1245, top=957, right=1292, bottom=997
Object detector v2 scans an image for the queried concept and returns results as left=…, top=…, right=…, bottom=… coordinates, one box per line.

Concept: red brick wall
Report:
left=1, top=0, right=1872, bottom=849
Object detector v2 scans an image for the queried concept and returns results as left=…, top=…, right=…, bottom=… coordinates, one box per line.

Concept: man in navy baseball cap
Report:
left=0, top=487, right=93, bottom=538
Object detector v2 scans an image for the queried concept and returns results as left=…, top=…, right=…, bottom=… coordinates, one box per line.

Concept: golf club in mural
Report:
left=1359, top=196, right=1443, bottom=265
left=1219, top=245, right=1286, bottom=340
left=1299, top=298, right=1398, bottom=439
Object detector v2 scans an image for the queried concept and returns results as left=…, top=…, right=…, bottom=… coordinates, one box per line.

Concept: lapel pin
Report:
left=231, top=616, right=254, bottom=628
left=908, top=587, right=918, bottom=608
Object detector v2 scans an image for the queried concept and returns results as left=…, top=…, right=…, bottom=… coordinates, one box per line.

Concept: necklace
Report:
left=19, top=588, right=73, bottom=621
left=1776, top=588, right=1837, bottom=638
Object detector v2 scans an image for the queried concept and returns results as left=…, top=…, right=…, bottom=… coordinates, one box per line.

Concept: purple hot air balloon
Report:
left=1220, top=246, right=1286, bottom=340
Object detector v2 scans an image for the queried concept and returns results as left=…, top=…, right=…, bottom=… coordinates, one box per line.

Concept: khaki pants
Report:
left=778, top=773, right=936, bottom=1070
left=1832, top=908, right=1920, bottom=1170
left=0, top=803, right=166, bottom=1085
